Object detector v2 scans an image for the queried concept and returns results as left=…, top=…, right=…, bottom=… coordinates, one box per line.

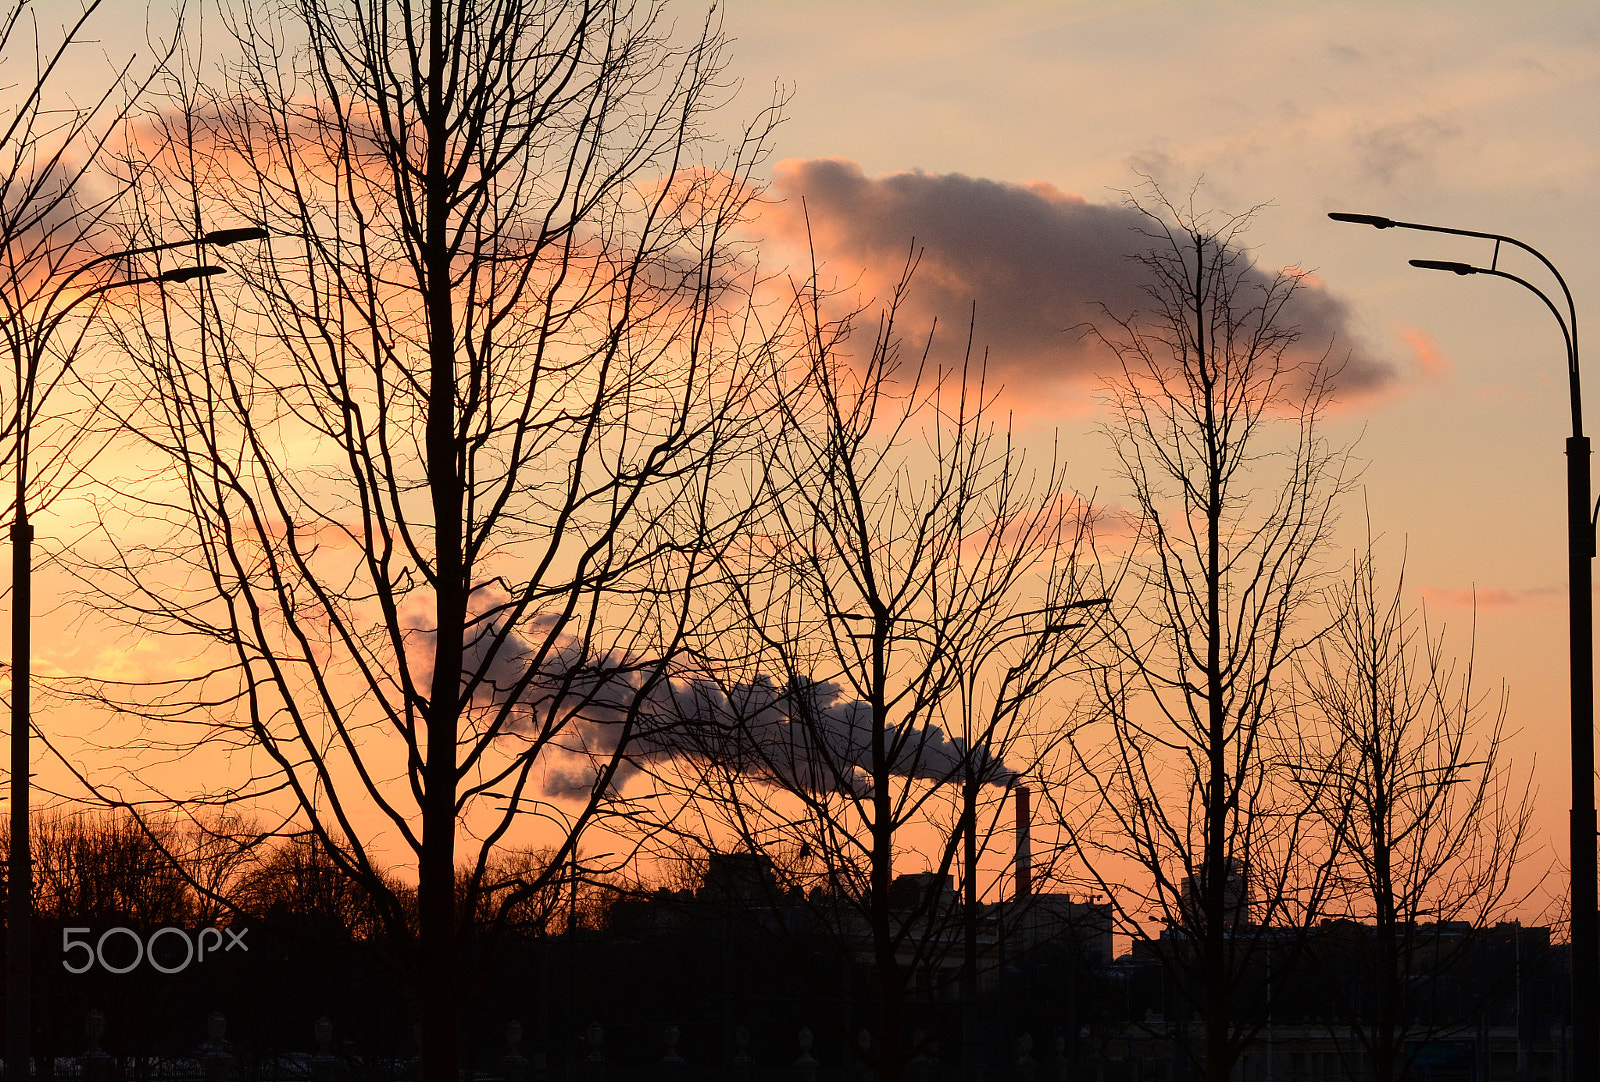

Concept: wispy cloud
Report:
left=1397, top=324, right=1454, bottom=382
left=1419, top=585, right=1562, bottom=611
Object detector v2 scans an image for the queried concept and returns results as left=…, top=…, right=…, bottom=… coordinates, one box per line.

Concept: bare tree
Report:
left=26, top=810, right=194, bottom=928
left=1065, top=191, right=1351, bottom=1082
left=654, top=256, right=1102, bottom=1082
left=60, top=2, right=785, bottom=1080
left=1295, top=539, right=1536, bottom=1082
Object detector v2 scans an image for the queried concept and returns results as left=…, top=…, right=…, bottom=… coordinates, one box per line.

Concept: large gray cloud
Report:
left=761, top=158, right=1395, bottom=397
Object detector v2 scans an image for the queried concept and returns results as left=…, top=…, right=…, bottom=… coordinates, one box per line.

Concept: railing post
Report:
left=80, top=1010, right=114, bottom=1082
left=309, top=1017, right=337, bottom=1082
left=794, top=1027, right=818, bottom=1082
left=501, top=1021, right=528, bottom=1082
left=730, top=1025, right=753, bottom=1082
left=907, top=1030, right=933, bottom=1082
left=657, top=1026, right=684, bottom=1082
left=200, top=1013, right=235, bottom=1082
left=581, top=1023, right=604, bottom=1082
left=1016, top=1032, right=1037, bottom=1082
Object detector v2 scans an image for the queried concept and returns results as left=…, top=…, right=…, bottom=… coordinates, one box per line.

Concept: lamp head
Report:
left=1328, top=212, right=1396, bottom=229
left=160, top=265, right=227, bottom=283
left=199, top=226, right=268, bottom=246
left=1408, top=259, right=1477, bottom=276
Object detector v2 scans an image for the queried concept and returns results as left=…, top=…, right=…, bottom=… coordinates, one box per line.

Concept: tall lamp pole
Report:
left=1329, top=211, right=1594, bottom=1082
left=6, top=226, right=265, bottom=1082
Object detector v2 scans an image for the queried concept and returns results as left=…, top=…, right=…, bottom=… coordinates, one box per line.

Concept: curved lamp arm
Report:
left=1332, top=212, right=1579, bottom=431
left=33, top=265, right=225, bottom=348
left=14, top=266, right=227, bottom=475
left=30, top=226, right=265, bottom=336
left=1331, top=212, right=1577, bottom=350
left=1409, top=258, right=1580, bottom=434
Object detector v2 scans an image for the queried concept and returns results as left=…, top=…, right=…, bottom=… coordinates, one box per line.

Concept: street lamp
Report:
left=7, top=226, right=265, bottom=1082
left=1330, top=210, right=1594, bottom=1082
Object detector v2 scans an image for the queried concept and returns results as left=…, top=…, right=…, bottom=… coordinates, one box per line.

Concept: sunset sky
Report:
left=33, top=1, right=1600, bottom=904
left=703, top=0, right=1600, bottom=892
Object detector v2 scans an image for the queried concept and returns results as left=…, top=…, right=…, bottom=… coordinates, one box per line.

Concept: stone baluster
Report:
left=309, top=1017, right=338, bottom=1082
left=501, top=1021, right=529, bottom=1082
left=794, top=1026, right=818, bottom=1082
left=1015, top=1032, right=1037, bottom=1082
left=730, top=1025, right=753, bottom=1082
left=852, top=1029, right=871, bottom=1082
left=907, top=1029, right=932, bottom=1082
left=581, top=1022, right=605, bottom=1082
left=201, top=1012, right=236, bottom=1082
left=80, top=1009, right=115, bottom=1082
left=657, top=1026, right=685, bottom=1082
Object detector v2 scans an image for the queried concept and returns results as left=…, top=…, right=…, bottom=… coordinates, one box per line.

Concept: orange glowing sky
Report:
left=720, top=0, right=1600, bottom=907
left=20, top=1, right=1600, bottom=909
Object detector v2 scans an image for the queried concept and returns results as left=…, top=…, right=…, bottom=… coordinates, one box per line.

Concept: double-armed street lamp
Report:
left=6, top=225, right=266, bottom=1081
left=1329, top=210, right=1594, bottom=1082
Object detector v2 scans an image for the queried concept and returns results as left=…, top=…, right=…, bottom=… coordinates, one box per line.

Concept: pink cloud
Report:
left=973, top=492, right=1139, bottom=560
left=1418, top=585, right=1562, bottom=610
left=1397, top=324, right=1453, bottom=381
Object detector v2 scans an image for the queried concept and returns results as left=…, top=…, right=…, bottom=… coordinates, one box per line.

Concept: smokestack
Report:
left=1014, top=784, right=1031, bottom=899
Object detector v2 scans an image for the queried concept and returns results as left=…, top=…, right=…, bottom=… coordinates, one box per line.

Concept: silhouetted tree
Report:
left=64, top=2, right=785, bottom=1080
left=230, top=835, right=393, bottom=943
left=26, top=811, right=193, bottom=927
left=1066, top=190, right=1351, bottom=1082
left=1295, top=539, right=1536, bottom=1082
left=658, top=256, right=1101, bottom=1082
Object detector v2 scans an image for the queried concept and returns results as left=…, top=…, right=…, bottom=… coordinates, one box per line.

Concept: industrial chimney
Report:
left=1014, top=783, right=1032, bottom=899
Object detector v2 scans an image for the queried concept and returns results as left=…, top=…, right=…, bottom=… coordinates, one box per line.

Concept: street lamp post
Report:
left=6, top=226, right=265, bottom=1082
left=1329, top=211, right=1594, bottom=1082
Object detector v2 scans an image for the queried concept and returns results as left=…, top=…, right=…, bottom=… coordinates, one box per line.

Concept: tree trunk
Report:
left=871, top=620, right=904, bottom=1082
left=418, top=2, right=463, bottom=1079
left=1199, top=231, right=1234, bottom=1082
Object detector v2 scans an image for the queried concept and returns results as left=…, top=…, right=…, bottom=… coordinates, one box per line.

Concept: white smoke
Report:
left=436, top=589, right=1014, bottom=798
